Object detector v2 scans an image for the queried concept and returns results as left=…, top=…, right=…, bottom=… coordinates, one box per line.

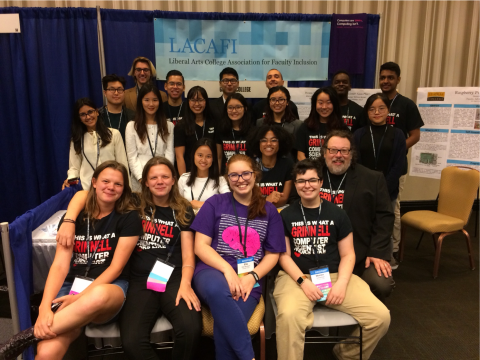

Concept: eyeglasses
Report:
left=106, top=88, right=125, bottom=94
left=294, top=178, right=321, bottom=186
left=79, top=109, right=97, bottom=119
left=167, top=82, right=183, bottom=87
left=260, top=138, right=279, bottom=144
left=269, top=98, right=286, bottom=105
left=189, top=98, right=206, bottom=104
left=221, top=78, right=238, bottom=85
left=227, top=171, right=254, bottom=182
left=135, top=68, right=150, bottom=73
left=326, top=148, right=351, bottom=155
left=227, top=106, right=244, bottom=112
left=368, top=106, right=388, bottom=114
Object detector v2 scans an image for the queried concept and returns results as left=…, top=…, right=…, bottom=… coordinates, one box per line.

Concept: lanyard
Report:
left=105, top=107, right=123, bottom=130
left=230, top=194, right=249, bottom=258
left=82, top=133, right=100, bottom=171
left=299, top=202, right=322, bottom=267
left=84, top=211, right=115, bottom=277
left=369, top=125, right=388, bottom=170
left=231, top=130, right=241, bottom=154
left=326, top=171, right=347, bottom=203
left=195, top=120, right=206, bottom=141
left=389, top=93, right=399, bottom=109
left=146, top=126, right=159, bottom=157
left=167, top=102, right=183, bottom=123
left=190, top=179, right=209, bottom=201
left=150, top=207, right=181, bottom=263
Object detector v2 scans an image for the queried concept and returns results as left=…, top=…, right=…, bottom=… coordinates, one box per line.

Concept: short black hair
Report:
left=102, top=74, right=126, bottom=90
left=292, top=159, right=324, bottom=181
left=332, top=70, right=351, bottom=82
left=219, top=67, right=239, bottom=81
left=166, top=69, right=185, bottom=84
left=246, top=125, right=293, bottom=158
left=380, top=62, right=401, bottom=77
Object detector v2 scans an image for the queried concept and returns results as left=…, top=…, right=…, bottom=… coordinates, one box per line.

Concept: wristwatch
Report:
left=296, top=275, right=307, bottom=285
left=249, top=271, right=260, bottom=283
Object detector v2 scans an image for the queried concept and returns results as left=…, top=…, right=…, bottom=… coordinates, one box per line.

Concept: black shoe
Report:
left=0, top=326, right=39, bottom=360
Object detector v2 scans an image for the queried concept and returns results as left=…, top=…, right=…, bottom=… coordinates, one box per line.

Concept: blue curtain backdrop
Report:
left=0, top=7, right=102, bottom=224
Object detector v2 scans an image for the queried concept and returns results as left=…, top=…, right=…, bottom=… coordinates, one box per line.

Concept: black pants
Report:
left=120, top=269, right=202, bottom=360
left=361, top=264, right=395, bottom=303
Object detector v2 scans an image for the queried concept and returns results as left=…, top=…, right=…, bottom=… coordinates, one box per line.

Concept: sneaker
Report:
left=390, top=257, right=399, bottom=270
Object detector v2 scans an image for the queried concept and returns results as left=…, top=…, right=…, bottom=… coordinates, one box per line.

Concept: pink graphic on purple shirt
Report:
left=222, top=226, right=261, bottom=257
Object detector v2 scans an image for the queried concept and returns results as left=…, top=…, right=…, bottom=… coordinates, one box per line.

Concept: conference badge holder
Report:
left=147, top=258, right=175, bottom=292
left=69, top=276, right=94, bottom=295
left=309, top=265, right=332, bottom=302
left=237, top=257, right=259, bottom=288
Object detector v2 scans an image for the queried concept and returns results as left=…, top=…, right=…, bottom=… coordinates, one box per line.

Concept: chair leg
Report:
left=415, top=232, right=424, bottom=250
left=259, top=321, right=265, bottom=360
left=399, top=225, right=406, bottom=262
left=462, top=229, right=476, bottom=271
left=432, top=234, right=437, bottom=250
left=433, top=233, right=446, bottom=279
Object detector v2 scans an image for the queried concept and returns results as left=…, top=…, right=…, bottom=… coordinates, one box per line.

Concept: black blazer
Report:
left=339, top=164, right=394, bottom=275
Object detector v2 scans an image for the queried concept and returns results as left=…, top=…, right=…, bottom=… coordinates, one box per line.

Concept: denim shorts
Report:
left=56, top=278, right=129, bottom=324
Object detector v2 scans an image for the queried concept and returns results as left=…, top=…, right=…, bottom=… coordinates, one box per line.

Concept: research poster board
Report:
left=410, top=87, right=480, bottom=179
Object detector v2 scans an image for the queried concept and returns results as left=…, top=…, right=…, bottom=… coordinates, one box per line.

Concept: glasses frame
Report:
left=135, top=68, right=150, bottom=73
left=269, top=98, right=287, bottom=105
left=221, top=78, right=238, bottom=85
left=325, top=148, right=351, bottom=156
left=227, top=171, right=254, bottom=182
left=189, top=98, right=206, bottom=104
left=294, top=178, right=321, bottom=186
left=106, top=88, right=125, bottom=94
left=227, top=105, right=244, bottom=112
left=79, top=109, right=97, bottom=119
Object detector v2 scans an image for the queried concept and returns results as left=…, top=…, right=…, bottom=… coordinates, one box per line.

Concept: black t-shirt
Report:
left=341, top=100, right=364, bottom=132
left=319, top=168, right=347, bottom=208
left=386, top=94, right=424, bottom=138
left=358, top=124, right=395, bottom=176
left=66, top=210, right=143, bottom=280
left=295, top=122, right=328, bottom=159
left=215, top=129, right=251, bottom=172
left=281, top=200, right=352, bottom=274
left=163, top=101, right=187, bottom=126
left=252, top=98, right=300, bottom=124
left=174, top=118, right=216, bottom=172
left=130, top=206, right=195, bottom=278
left=99, top=106, right=135, bottom=145
left=258, top=157, right=293, bottom=196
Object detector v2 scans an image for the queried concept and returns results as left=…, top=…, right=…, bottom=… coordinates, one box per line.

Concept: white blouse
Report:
left=178, top=173, right=230, bottom=202
left=67, top=128, right=129, bottom=191
left=125, top=121, right=174, bottom=192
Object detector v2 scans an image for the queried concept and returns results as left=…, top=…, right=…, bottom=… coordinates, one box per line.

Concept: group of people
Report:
left=0, top=57, right=424, bottom=360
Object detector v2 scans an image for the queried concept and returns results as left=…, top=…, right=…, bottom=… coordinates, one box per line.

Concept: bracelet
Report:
left=249, top=271, right=260, bottom=283
left=182, top=265, right=195, bottom=270
left=62, top=219, right=76, bottom=224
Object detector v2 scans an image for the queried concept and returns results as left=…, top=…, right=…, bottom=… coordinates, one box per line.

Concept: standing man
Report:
left=124, top=56, right=167, bottom=111
left=252, top=69, right=300, bottom=122
left=274, top=158, right=390, bottom=360
left=99, top=74, right=136, bottom=144
left=379, top=62, right=424, bottom=265
left=319, top=130, right=395, bottom=302
left=331, top=70, right=364, bottom=132
left=163, top=70, right=186, bottom=125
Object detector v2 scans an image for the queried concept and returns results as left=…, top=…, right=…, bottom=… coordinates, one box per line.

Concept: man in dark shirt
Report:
left=379, top=62, right=424, bottom=265
left=99, top=74, right=135, bottom=144
left=252, top=69, right=300, bottom=123
left=319, top=130, right=395, bottom=302
left=209, top=67, right=241, bottom=124
left=331, top=70, right=364, bottom=132
left=163, top=69, right=186, bottom=125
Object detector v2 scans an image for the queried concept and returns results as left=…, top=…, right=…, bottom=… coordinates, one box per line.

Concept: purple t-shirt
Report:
left=191, top=192, right=286, bottom=300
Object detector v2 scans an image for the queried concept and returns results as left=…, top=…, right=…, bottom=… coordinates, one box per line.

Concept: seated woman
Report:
left=247, top=125, right=294, bottom=208
left=63, top=98, right=129, bottom=190
left=174, top=86, right=216, bottom=176
left=274, top=159, right=390, bottom=360
left=0, top=161, right=143, bottom=360
left=125, top=84, right=174, bottom=192
left=191, top=154, right=286, bottom=360
left=178, top=138, right=230, bottom=212
left=353, top=93, right=406, bottom=203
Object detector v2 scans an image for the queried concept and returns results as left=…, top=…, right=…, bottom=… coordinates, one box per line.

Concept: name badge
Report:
left=309, top=265, right=332, bottom=302
left=147, top=258, right=175, bottom=293
left=237, top=257, right=259, bottom=288
left=69, top=276, right=94, bottom=295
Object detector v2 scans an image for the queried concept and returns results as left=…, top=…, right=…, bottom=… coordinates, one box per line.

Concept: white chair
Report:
left=84, top=315, right=173, bottom=358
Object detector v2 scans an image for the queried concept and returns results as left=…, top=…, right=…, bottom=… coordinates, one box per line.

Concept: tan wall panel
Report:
left=1, top=0, right=478, bottom=200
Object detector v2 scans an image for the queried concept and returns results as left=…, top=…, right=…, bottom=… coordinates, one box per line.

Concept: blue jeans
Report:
left=193, top=268, right=258, bottom=360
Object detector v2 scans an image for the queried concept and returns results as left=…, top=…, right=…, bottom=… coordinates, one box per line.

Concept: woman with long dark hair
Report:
left=0, top=161, right=142, bottom=360
left=63, top=98, right=129, bottom=190
left=295, top=87, right=347, bottom=161
left=125, top=84, right=174, bottom=192
left=215, top=93, right=253, bottom=173
left=178, top=138, right=230, bottom=212
left=174, top=86, right=216, bottom=176
left=191, top=154, right=286, bottom=360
